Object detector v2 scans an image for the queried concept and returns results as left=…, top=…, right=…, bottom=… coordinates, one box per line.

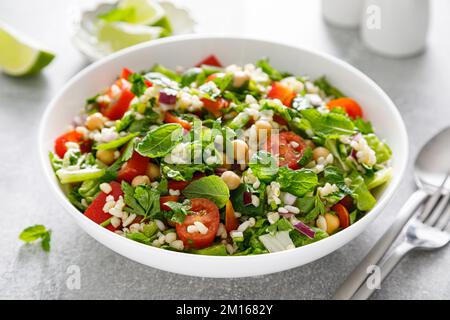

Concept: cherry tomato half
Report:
left=164, top=112, right=192, bottom=130
left=332, top=203, right=350, bottom=229
left=267, top=82, right=296, bottom=107
left=200, top=97, right=229, bottom=118
left=54, top=130, right=87, bottom=158
left=176, top=198, right=220, bottom=249
left=327, top=97, right=363, bottom=119
left=264, top=131, right=307, bottom=169
left=195, top=55, right=222, bottom=68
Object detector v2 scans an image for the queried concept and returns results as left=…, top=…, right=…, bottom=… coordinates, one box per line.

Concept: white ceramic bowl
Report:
left=39, top=35, right=408, bottom=278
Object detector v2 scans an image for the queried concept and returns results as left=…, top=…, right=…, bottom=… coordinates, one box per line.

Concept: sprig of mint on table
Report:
left=19, top=225, right=52, bottom=252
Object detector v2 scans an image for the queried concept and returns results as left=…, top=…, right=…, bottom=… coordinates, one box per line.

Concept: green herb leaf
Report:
left=19, top=225, right=52, bottom=252
left=313, top=76, right=344, bottom=98
left=230, top=183, right=266, bottom=217
left=276, top=167, right=318, bottom=197
left=256, top=58, right=282, bottom=81
left=122, top=181, right=161, bottom=218
left=349, top=171, right=376, bottom=211
left=300, top=109, right=356, bottom=138
left=297, top=147, right=313, bottom=166
left=128, top=73, right=147, bottom=96
left=182, top=175, right=230, bottom=209
left=136, top=123, right=183, bottom=158
left=95, top=133, right=137, bottom=150
left=354, top=118, right=374, bottom=134
left=248, top=151, right=278, bottom=183
left=163, top=199, right=192, bottom=223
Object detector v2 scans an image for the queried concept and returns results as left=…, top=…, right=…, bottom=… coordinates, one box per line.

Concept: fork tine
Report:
left=435, top=204, right=450, bottom=230
left=425, top=192, right=450, bottom=226
left=418, top=173, right=450, bottom=222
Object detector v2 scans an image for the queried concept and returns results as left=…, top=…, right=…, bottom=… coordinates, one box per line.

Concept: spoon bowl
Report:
left=415, top=126, right=450, bottom=191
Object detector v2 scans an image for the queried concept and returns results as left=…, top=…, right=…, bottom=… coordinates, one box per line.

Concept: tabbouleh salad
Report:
left=49, top=55, right=392, bottom=256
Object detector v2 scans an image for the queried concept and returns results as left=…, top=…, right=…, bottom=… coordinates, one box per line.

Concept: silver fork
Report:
left=352, top=191, right=450, bottom=300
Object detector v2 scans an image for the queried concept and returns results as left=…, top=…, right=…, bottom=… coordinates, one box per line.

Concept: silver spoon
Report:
left=333, top=126, right=450, bottom=300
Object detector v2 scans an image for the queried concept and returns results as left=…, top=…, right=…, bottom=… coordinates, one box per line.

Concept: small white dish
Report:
left=39, top=35, right=408, bottom=278
left=71, top=0, right=196, bottom=61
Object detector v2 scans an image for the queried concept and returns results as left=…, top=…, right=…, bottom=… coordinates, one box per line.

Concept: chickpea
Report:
left=131, top=175, right=150, bottom=187
left=313, top=146, right=331, bottom=161
left=85, top=112, right=104, bottom=131
left=146, top=163, right=161, bottom=181
left=232, top=139, right=248, bottom=163
left=221, top=171, right=241, bottom=190
left=325, top=213, right=340, bottom=234
left=96, top=149, right=115, bottom=165
left=254, top=120, right=272, bottom=143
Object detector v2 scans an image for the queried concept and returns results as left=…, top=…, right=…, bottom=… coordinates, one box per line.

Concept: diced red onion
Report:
left=243, top=191, right=252, bottom=206
left=351, top=149, right=357, bottom=159
left=159, top=91, right=177, bottom=105
left=294, top=221, right=316, bottom=239
left=214, top=168, right=227, bottom=176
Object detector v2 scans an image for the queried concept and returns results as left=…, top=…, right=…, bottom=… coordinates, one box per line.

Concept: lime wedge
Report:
left=118, top=0, right=165, bottom=25
left=97, top=21, right=167, bottom=52
left=0, top=24, right=55, bottom=77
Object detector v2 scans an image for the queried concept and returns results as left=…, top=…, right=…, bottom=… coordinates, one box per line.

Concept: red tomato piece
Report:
left=120, top=67, right=134, bottom=80
left=267, top=82, right=296, bottom=107
left=54, top=130, right=85, bottom=158
left=101, top=78, right=135, bottom=120
left=164, top=112, right=192, bottom=130
left=117, top=151, right=150, bottom=183
left=225, top=200, right=239, bottom=233
left=195, top=55, right=222, bottom=68
left=200, top=97, right=229, bottom=118
left=332, top=203, right=350, bottom=229
left=175, top=198, right=220, bottom=249
left=264, top=131, right=307, bottom=169
left=327, top=97, right=363, bottom=119
left=84, top=181, right=123, bottom=231
left=160, top=195, right=180, bottom=211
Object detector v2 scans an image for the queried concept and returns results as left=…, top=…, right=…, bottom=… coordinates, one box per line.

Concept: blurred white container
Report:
left=322, top=0, right=364, bottom=28
left=361, top=0, right=430, bottom=57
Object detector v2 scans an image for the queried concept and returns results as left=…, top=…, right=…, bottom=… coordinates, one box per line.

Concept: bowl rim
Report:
left=39, top=34, right=409, bottom=265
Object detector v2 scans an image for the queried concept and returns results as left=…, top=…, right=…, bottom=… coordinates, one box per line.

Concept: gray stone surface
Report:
left=0, top=0, right=449, bottom=300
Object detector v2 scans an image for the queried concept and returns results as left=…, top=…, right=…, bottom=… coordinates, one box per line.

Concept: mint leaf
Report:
left=128, top=73, right=147, bottom=97
left=276, top=167, right=318, bottom=197
left=136, top=123, right=183, bottom=158
left=19, top=225, right=51, bottom=252
left=182, top=175, right=230, bottom=208
left=300, top=108, right=356, bottom=138
left=163, top=199, right=192, bottom=223
left=248, top=151, right=278, bottom=183
left=122, top=181, right=160, bottom=218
